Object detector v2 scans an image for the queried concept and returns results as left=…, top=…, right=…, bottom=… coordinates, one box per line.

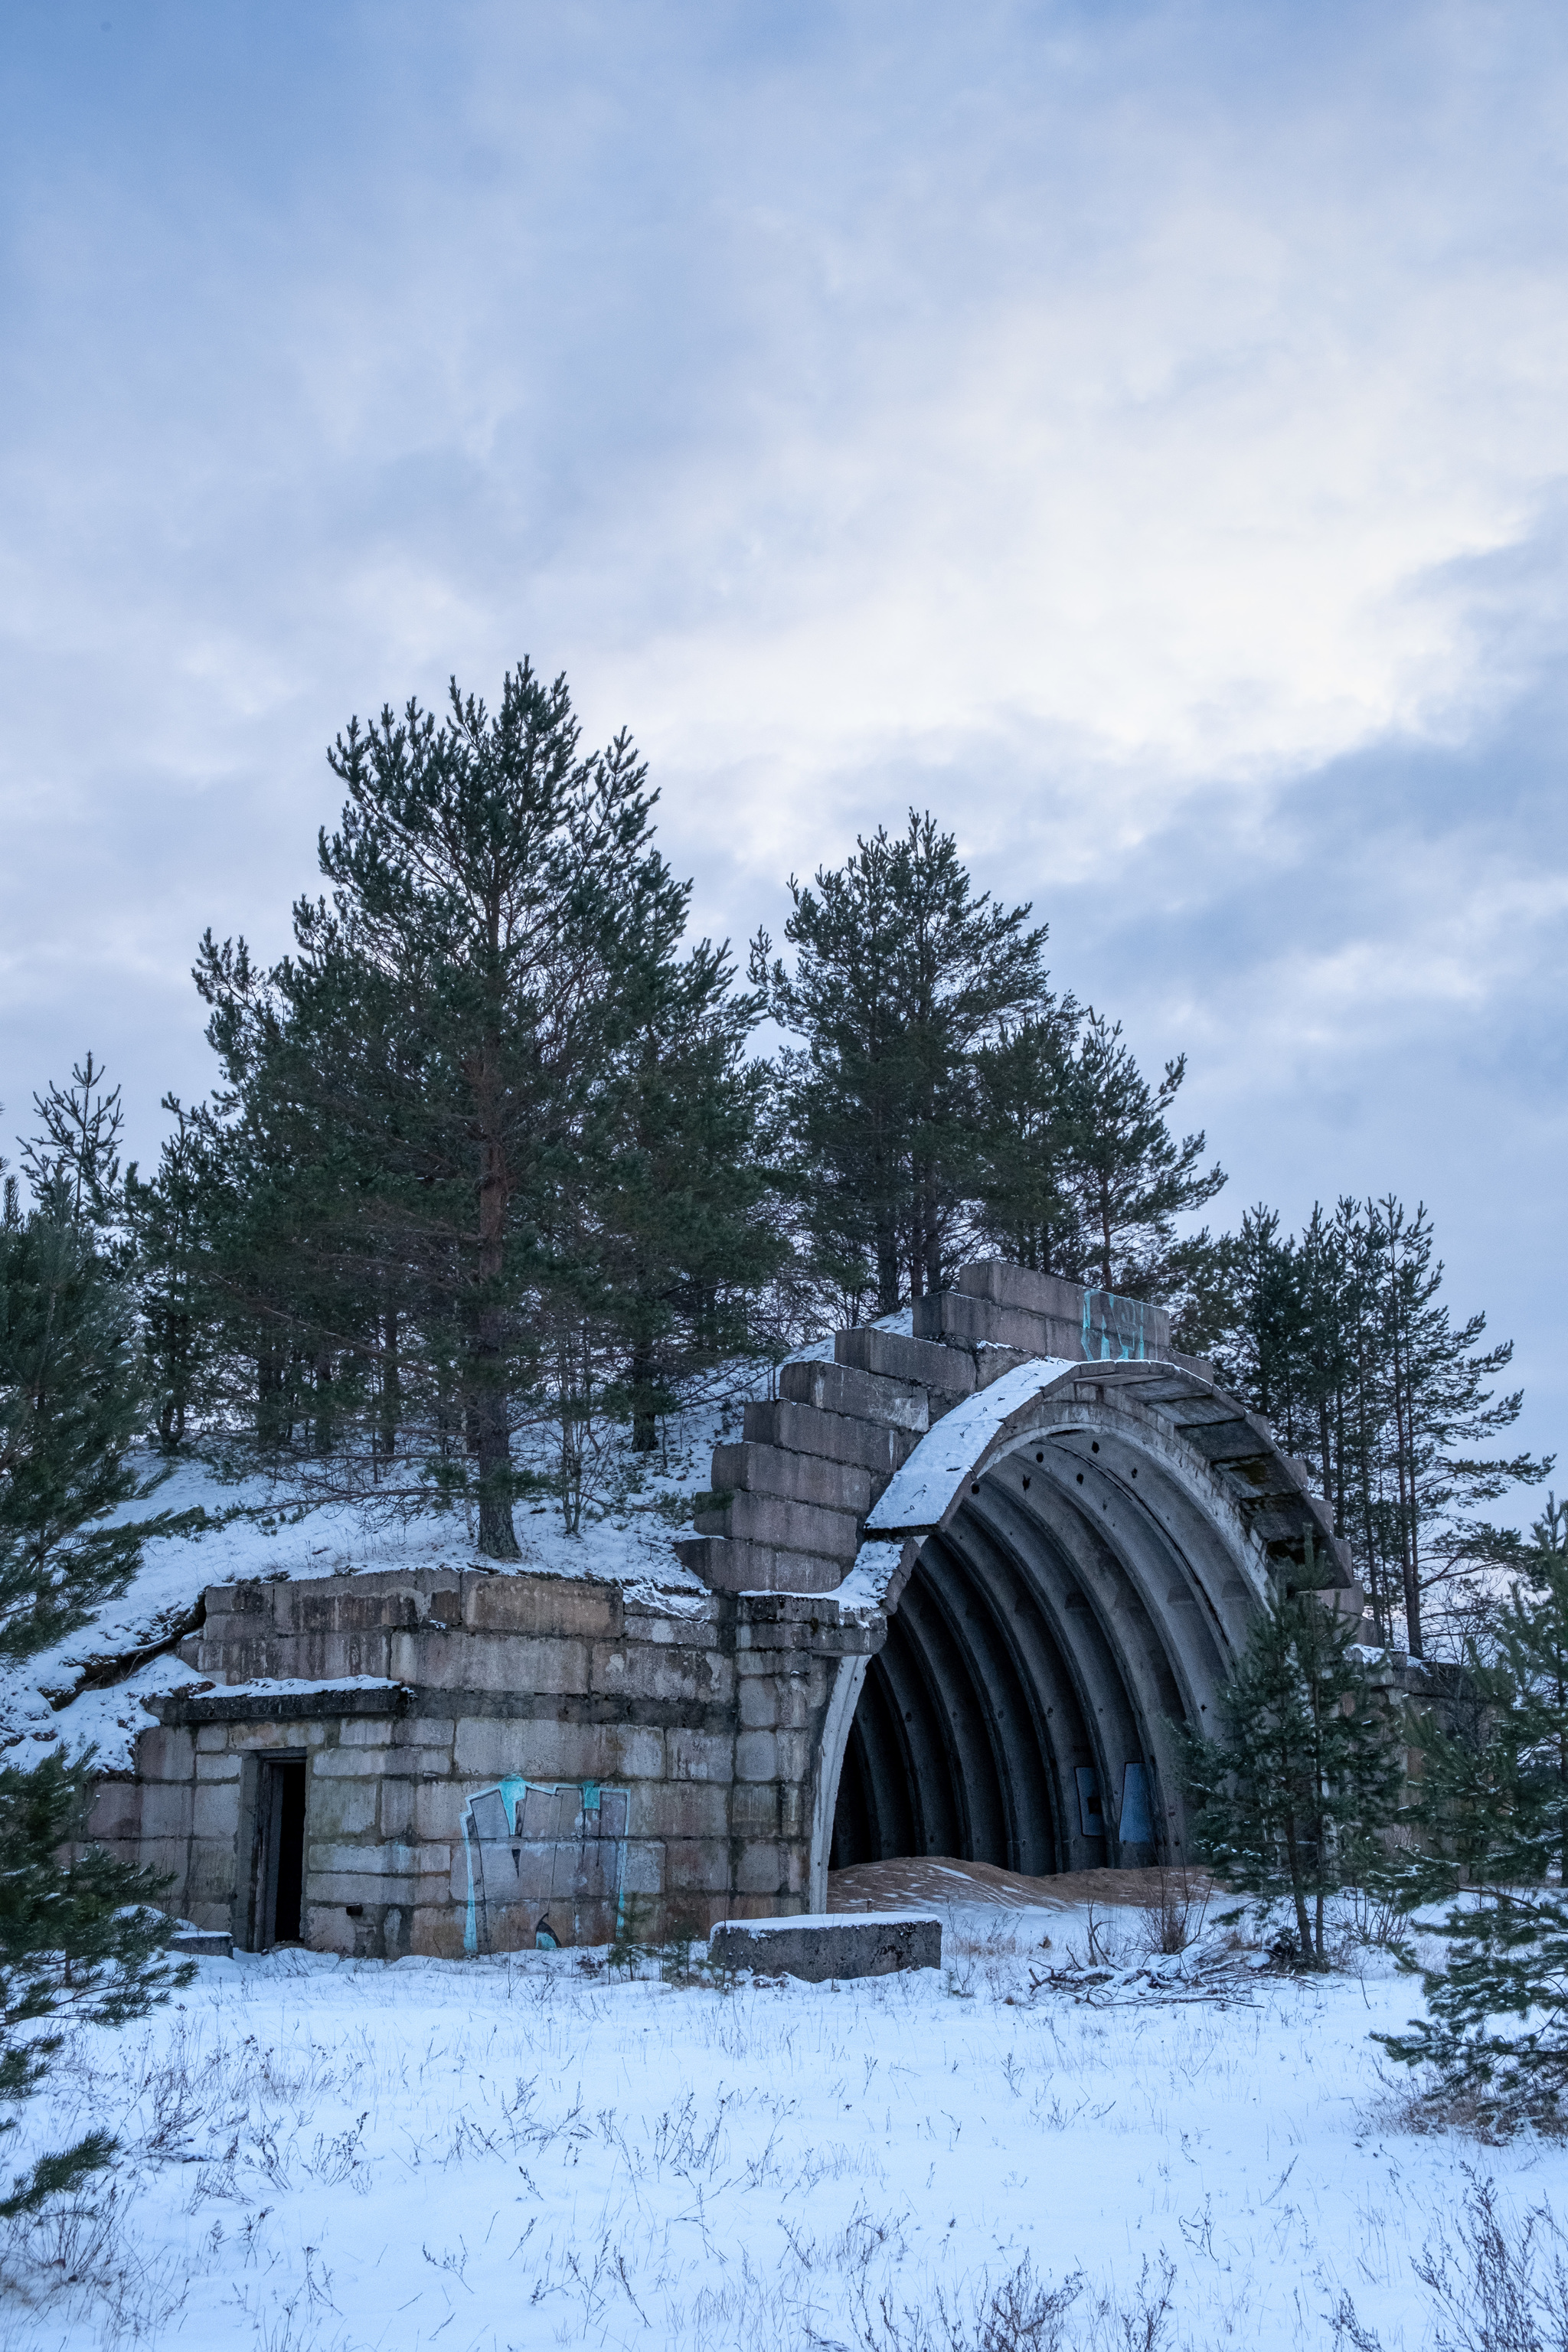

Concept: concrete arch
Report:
left=809, top=1354, right=1357, bottom=1906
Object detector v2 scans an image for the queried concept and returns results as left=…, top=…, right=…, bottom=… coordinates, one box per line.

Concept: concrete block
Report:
left=410, top=1906, right=467, bottom=1960
left=87, top=1781, right=142, bottom=1843
left=711, top=1442, right=873, bottom=1517
left=407, top=1717, right=456, bottom=1752
left=730, top=1782, right=779, bottom=1837
left=609, top=1725, right=665, bottom=1781
left=194, top=1752, right=242, bottom=1782
left=912, top=1289, right=1058, bottom=1357
left=468, top=1576, right=621, bottom=1641
left=735, top=1841, right=784, bottom=1894
left=836, top=1324, right=976, bottom=1397
left=310, top=1779, right=378, bottom=1838
left=311, top=1838, right=423, bottom=1880
left=309, top=1748, right=387, bottom=1779
left=338, top=1719, right=394, bottom=1748
left=973, top=1346, right=1037, bottom=1390
left=310, top=1866, right=419, bottom=1907
left=139, top=1782, right=194, bottom=1839
left=138, top=1835, right=194, bottom=1885
left=665, top=1839, right=733, bottom=1895
left=639, top=1782, right=729, bottom=1841
left=735, top=1729, right=779, bottom=1782
left=456, top=1716, right=588, bottom=1779
left=957, top=1260, right=1085, bottom=1320
left=953, top=1259, right=1171, bottom=1361
left=737, top=1676, right=777, bottom=1730
left=621, top=1841, right=664, bottom=1896
left=779, top=1360, right=929, bottom=1432
left=667, top=1730, right=733, bottom=1782
left=694, top=1489, right=861, bottom=1563
left=414, top=1781, right=467, bottom=1841
left=743, top=1399, right=921, bottom=1476
left=675, top=1538, right=848, bottom=1596
left=379, top=1779, right=413, bottom=1839
left=194, top=1723, right=227, bottom=1753
left=709, top=1914, right=940, bottom=1983
left=593, top=1642, right=714, bottom=1706
left=136, top=1726, right=195, bottom=1783
left=170, top=1928, right=233, bottom=1958
left=191, top=1782, right=242, bottom=1842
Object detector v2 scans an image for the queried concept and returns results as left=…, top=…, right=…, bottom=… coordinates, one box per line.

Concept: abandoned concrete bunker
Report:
left=91, top=1260, right=1361, bottom=1959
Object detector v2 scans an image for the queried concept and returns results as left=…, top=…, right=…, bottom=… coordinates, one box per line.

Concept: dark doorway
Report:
left=257, top=1757, right=308, bottom=1948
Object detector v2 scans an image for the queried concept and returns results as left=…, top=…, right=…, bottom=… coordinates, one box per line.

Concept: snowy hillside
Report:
left=0, top=1368, right=773, bottom=1775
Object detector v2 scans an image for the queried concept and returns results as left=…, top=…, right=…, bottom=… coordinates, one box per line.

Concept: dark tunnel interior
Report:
left=828, top=1470, right=1191, bottom=1877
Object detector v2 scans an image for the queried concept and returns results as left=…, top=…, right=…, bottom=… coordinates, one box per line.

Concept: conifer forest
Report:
left=3, top=663, right=1549, bottom=1662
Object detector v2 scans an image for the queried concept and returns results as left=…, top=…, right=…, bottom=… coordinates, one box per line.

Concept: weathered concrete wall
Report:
left=88, top=1566, right=878, bottom=1960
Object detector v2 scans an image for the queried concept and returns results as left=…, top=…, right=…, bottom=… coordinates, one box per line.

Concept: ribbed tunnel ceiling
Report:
left=830, top=1370, right=1348, bottom=1879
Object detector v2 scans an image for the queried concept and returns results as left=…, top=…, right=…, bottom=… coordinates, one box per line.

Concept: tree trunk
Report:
left=630, top=1340, right=658, bottom=1454
left=1282, top=1810, right=1315, bottom=1962
left=875, top=1222, right=900, bottom=1318
left=473, top=1080, right=519, bottom=1561
left=377, top=1305, right=400, bottom=1473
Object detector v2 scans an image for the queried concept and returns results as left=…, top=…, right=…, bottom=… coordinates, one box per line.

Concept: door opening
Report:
left=257, top=1756, right=308, bottom=1948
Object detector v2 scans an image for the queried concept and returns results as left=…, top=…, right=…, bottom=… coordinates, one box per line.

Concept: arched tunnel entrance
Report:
left=817, top=1360, right=1354, bottom=1891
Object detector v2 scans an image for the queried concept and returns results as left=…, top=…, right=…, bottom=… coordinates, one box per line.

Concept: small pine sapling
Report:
left=1380, top=1497, right=1568, bottom=2128
left=0, top=1749, right=193, bottom=2219
left=1181, top=1535, right=1406, bottom=1967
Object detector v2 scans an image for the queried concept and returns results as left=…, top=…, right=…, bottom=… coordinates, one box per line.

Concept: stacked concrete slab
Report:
left=678, top=1263, right=1178, bottom=1596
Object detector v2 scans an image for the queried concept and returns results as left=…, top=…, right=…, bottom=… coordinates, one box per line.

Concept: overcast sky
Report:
left=3, top=1, right=1565, bottom=1498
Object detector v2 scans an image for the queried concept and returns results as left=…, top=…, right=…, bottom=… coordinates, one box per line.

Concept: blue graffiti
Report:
left=1080, top=1289, right=1147, bottom=1362
left=461, top=1779, right=629, bottom=1956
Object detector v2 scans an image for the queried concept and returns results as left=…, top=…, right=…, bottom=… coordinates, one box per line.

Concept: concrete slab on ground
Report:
left=708, top=1912, right=941, bottom=1982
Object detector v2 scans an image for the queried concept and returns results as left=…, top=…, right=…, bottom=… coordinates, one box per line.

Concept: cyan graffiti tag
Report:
left=460, top=1779, right=629, bottom=1955
left=1080, top=1289, right=1147, bottom=1362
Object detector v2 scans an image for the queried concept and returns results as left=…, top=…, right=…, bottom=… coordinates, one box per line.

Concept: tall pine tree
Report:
left=197, top=662, right=773, bottom=1554
left=752, top=812, right=1049, bottom=1315
left=1058, top=1011, right=1225, bottom=1296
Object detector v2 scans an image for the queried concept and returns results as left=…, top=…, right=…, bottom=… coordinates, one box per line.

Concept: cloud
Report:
left=2, top=0, right=1565, bottom=1479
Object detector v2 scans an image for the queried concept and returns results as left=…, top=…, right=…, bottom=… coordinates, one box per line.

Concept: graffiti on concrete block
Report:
left=460, top=1779, right=629, bottom=1955
left=1118, top=1760, right=1153, bottom=1844
left=1081, top=1289, right=1148, bottom=1362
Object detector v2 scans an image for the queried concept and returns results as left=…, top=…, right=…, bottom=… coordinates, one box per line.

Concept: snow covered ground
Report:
left=2, top=1900, right=1562, bottom=2351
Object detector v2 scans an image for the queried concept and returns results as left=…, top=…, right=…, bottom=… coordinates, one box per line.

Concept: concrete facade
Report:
left=90, top=1573, right=879, bottom=1958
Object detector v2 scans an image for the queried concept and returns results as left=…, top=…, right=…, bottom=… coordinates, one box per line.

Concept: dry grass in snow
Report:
left=2, top=1904, right=1566, bottom=2352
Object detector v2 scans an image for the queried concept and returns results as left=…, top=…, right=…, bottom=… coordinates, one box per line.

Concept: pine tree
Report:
left=1182, top=1540, right=1405, bottom=1966
left=1, top=1750, right=193, bottom=2218
left=1, top=1183, right=201, bottom=1661
left=19, top=1052, right=126, bottom=1240
left=970, top=1002, right=1083, bottom=1275
left=124, top=1097, right=224, bottom=1451
left=589, top=937, right=781, bottom=1456
left=0, top=1084, right=194, bottom=2220
left=753, top=812, right=1048, bottom=1315
left=197, top=662, right=773, bottom=1553
left=1059, top=1011, right=1226, bottom=1296
left=1380, top=1500, right=1568, bottom=2125
left=1210, top=1197, right=1548, bottom=1653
